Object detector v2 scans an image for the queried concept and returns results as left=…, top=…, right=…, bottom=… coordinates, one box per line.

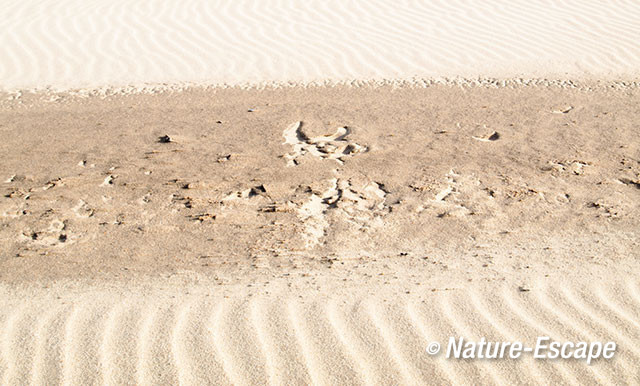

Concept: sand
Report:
left=2, top=0, right=640, bottom=383
left=3, top=0, right=640, bottom=91
left=1, top=83, right=639, bottom=384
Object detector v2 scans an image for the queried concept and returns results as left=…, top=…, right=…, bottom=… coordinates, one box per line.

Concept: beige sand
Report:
left=1, top=83, right=639, bottom=384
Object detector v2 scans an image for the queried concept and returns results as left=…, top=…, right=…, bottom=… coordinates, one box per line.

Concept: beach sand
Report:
left=1, top=83, right=639, bottom=384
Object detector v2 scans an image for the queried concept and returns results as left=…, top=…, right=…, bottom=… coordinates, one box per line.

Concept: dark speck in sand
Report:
left=158, top=135, right=172, bottom=143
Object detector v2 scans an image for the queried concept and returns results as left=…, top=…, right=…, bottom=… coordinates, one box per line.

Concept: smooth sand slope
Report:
left=2, top=0, right=640, bottom=90
left=1, top=84, right=640, bottom=384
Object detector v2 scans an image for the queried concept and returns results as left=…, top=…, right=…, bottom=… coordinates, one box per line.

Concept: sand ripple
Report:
left=2, top=0, right=640, bottom=90
left=1, top=277, right=638, bottom=385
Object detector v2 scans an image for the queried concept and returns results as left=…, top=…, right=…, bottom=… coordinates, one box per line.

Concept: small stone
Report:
left=552, top=106, right=573, bottom=114
left=518, top=285, right=531, bottom=292
left=488, top=131, right=500, bottom=141
left=101, top=175, right=114, bottom=186
left=217, top=154, right=231, bottom=163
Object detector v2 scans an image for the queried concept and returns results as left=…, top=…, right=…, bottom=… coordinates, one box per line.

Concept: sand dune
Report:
left=2, top=0, right=640, bottom=91
left=1, top=275, right=639, bottom=385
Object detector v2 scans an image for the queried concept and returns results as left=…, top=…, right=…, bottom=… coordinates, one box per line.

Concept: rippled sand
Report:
left=2, top=0, right=640, bottom=90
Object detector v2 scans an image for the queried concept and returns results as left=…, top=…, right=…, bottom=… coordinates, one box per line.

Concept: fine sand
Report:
left=3, top=0, right=640, bottom=91
left=1, top=83, right=639, bottom=384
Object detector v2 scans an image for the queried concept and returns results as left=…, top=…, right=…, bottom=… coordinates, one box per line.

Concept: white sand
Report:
left=2, top=270, right=639, bottom=385
left=2, top=0, right=640, bottom=91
